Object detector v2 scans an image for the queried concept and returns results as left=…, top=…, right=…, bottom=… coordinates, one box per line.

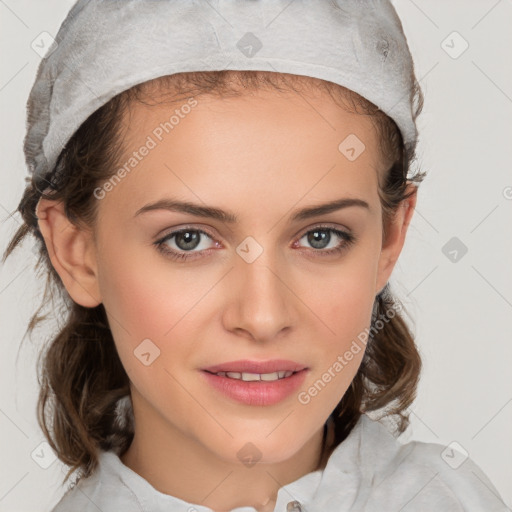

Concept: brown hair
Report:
left=3, top=69, right=425, bottom=484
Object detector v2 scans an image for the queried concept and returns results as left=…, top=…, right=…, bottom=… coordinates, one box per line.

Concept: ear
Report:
left=375, top=183, right=417, bottom=294
left=36, top=198, right=102, bottom=307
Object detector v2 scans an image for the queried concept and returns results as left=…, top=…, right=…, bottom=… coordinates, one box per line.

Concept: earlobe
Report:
left=375, top=184, right=417, bottom=294
left=36, top=197, right=102, bottom=308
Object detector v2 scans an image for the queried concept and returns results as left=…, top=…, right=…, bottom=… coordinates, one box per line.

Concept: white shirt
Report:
left=50, top=414, right=507, bottom=511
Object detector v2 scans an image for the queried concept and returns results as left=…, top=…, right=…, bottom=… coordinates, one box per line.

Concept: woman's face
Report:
left=43, top=83, right=415, bottom=466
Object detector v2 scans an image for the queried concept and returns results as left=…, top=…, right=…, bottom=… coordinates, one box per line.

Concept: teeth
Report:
left=215, top=371, right=294, bottom=381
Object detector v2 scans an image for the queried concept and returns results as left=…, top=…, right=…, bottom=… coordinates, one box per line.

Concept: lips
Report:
left=201, top=366, right=309, bottom=406
left=202, top=359, right=308, bottom=374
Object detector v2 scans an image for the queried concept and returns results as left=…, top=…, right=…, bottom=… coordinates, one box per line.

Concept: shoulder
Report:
left=50, top=451, right=144, bottom=512
left=354, top=414, right=508, bottom=511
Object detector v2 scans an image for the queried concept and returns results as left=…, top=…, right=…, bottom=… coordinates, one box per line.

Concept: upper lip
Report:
left=202, top=359, right=308, bottom=374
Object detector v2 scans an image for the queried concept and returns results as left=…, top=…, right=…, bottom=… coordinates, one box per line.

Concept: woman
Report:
left=4, top=1, right=507, bottom=511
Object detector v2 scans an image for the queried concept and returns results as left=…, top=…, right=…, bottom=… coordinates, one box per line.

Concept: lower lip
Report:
left=201, top=369, right=309, bottom=406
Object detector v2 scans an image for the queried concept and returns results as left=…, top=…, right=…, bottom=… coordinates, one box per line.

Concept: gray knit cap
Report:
left=24, top=0, right=418, bottom=189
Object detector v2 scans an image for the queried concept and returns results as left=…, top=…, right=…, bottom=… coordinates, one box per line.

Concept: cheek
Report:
left=312, top=278, right=372, bottom=379
left=298, top=248, right=377, bottom=401
left=96, top=250, right=207, bottom=401
left=308, top=247, right=378, bottom=340
left=299, top=284, right=371, bottom=418
left=97, top=235, right=214, bottom=335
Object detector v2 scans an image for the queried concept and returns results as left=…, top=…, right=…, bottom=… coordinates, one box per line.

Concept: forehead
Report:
left=104, top=84, right=382, bottom=218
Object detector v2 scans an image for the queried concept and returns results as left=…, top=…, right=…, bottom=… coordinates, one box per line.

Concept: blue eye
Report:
left=154, top=226, right=356, bottom=262
left=301, top=228, right=351, bottom=249
left=297, top=227, right=355, bottom=253
left=155, top=228, right=216, bottom=260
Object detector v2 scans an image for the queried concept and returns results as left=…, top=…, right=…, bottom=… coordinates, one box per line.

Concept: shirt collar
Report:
left=97, top=414, right=385, bottom=511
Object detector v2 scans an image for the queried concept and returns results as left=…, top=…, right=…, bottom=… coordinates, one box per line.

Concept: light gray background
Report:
left=1, top=1, right=511, bottom=511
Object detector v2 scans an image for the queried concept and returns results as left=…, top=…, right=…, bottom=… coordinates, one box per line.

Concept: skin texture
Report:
left=36, top=84, right=416, bottom=512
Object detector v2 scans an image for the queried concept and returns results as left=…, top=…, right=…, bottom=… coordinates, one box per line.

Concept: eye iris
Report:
left=308, top=229, right=330, bottom=249
left=176, top=231, right=200, bottom=250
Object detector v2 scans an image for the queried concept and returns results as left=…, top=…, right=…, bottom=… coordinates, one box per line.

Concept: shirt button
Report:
left=286, top=501, right=303, bottom=512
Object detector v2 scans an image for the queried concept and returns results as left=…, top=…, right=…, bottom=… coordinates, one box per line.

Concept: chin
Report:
left=214, top=431, right=310, bottom=467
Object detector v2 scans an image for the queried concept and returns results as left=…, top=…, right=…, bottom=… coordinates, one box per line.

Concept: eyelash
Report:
left=154, top=225, right=356, bottom=262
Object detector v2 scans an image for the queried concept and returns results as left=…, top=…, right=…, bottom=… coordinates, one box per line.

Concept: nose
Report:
left=221, top=251, right=298, bottom=342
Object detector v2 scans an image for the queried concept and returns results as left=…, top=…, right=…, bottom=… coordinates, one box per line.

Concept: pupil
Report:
left=308, top=230, right=330, bottom=249
left=176, top=231, right=200, bottom=250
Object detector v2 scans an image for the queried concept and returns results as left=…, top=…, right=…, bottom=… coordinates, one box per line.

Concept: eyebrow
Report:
left=134, top=197, right=370, bottom=223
